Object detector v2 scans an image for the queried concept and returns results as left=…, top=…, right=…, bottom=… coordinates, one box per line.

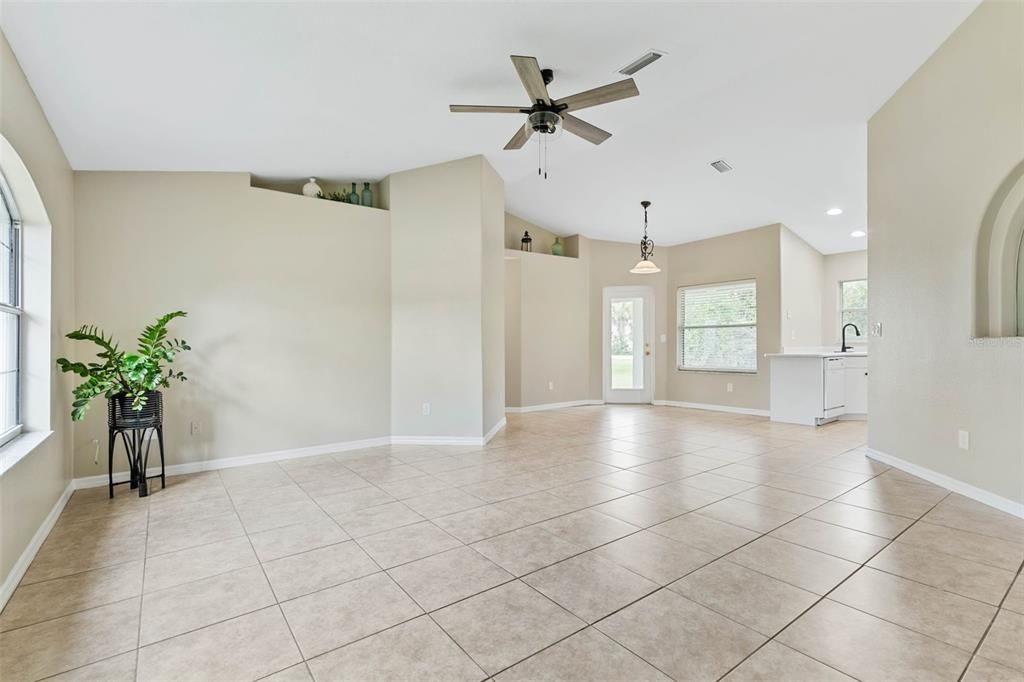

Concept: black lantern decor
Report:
left=521, top=231, right=533, bottom=252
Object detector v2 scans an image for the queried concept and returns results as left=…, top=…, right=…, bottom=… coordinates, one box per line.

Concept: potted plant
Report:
left=56, top=311, right=191, bottom=496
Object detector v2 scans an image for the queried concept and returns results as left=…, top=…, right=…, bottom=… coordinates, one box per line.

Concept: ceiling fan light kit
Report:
left=630, top=200, right=661, bottom=274
left=450, top=54, right=641, bottom=178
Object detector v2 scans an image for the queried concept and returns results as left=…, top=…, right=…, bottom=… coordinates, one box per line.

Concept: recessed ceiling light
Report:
left=826, top=208, right=843, bottom=216
left=850, top=230, right=866, bottom=238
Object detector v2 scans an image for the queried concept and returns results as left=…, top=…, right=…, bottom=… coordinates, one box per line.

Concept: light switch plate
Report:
left=660, top=334, right=667, bottom=343
left=870, top=322, right=883, bottom=337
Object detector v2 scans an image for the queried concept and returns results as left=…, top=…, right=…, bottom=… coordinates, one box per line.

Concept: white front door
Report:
left=603, top=286, right=654, bottom=404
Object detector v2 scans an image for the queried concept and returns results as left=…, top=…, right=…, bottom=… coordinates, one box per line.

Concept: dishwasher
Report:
left=821, top=356, right=846, bottom=424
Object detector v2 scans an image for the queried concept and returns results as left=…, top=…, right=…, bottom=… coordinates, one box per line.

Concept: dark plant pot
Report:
left=108, top=390, right=163, bottom=430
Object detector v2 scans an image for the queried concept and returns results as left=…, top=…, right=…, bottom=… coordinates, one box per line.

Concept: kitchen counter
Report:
left=768, top=353, right=868, bottom=425
left=766, top=351, right=867, bottom=358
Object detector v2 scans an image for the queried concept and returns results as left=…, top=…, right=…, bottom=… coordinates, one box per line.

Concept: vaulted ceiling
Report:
left=1, top=1, right=977, bottom=253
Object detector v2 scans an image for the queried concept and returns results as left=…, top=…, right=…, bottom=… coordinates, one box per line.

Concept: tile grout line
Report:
left=954, top=557, right=1024, bottom=681
left=714, top=485, right=954, bottom=681
left=13, top=416, right=1011, bottom=682
left=240, top=463, right=326, bottom=672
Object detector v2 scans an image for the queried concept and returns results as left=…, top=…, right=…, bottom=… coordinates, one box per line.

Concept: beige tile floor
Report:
left=2, top=405, right=1023, bottom=681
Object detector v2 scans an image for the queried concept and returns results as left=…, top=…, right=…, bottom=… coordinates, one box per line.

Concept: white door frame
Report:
left=602, top=286, right=655, bottom=404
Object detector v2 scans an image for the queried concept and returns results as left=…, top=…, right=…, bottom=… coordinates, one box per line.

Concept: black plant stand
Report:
left=108, top=391, right=165, bottom=498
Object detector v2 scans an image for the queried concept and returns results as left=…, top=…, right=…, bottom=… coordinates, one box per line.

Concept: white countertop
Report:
left=766, top=351, right=867, bottom=358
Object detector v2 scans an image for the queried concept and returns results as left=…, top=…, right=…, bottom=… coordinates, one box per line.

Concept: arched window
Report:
left=0, top=171, right=21, bottom=446
left=975, top=160, right=1024, bottom=338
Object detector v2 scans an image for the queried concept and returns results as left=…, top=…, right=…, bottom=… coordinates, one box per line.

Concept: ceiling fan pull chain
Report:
left=543, top=135, right=548, bottom=180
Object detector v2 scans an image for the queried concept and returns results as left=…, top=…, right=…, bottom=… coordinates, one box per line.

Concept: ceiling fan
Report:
left=450, top=55, right=639, bottom=153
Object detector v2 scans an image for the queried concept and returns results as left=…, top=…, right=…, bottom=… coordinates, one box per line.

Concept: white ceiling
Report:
left=2, top=1, right=977, bottom=253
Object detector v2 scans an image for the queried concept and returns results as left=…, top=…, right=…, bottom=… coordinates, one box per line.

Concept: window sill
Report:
left=0, top=430, right=55, bottom=477
left=677, top=368, right=757, bottom=375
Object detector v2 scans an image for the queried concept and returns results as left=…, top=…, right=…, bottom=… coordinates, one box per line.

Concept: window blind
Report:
left=678, top=280, right=757, bottom=372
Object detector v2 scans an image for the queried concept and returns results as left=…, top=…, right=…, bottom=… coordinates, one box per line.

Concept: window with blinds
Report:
left=678, top=280, right=757, bottom=372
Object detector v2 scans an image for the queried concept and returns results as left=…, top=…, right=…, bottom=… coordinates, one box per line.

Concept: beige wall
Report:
left=388, top=156, right=504, bottom=439
left=665, top=225, right=783, bottom=411
left=822, top=250, right=867, bottom=346
left=868, top=0, right=1024, bottom=504
left=780, top=226, right=824, bottom=350
left=0, top=31, right=75, bottom=589
left=505, top=212, right=562, bottom=255
left=504, top=257, right=522, bottom=407
left=72, top=173, right=391, bottom=474
left=505, top=251, right=589, bottom=408
left=480, top=162, right=505, bottom=434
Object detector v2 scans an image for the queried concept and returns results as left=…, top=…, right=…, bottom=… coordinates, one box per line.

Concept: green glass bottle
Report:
left=347, top=182, right=359, bottom=204
left=551, top=237, right=564, bottom=257
left=361, top=182, right=373, bottom=207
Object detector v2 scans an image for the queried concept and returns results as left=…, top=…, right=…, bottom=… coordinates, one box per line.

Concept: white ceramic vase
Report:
left=302, top=178, right=322, bottom=197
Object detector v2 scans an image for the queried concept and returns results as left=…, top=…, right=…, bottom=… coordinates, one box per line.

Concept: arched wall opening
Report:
left=0, top=134, right=54, bottom=435
left=974, top=160, right=1024, bottom=338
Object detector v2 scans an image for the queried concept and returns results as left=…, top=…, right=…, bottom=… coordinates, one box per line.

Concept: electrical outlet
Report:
left=422, top=402, right=431, bottom=416
left=190, top=421, right=201, bottom=436
left=660, top=334, right=667, bottom=343
left=791, top=331, right=797, bottom=340
left=871, top=322, right=883, bottom=337
left=548, top=381, right=554, bottom=391
left=958, top=430, right=969, bottom=451
left=726, top=382, right=734, bottom=393
left=92, top=438, right=99, bottom=465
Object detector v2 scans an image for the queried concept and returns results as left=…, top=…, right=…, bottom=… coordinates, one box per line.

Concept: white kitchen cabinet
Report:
left=767, top=352, right=867, bottom=425
left=843, top=356, right=868, bottom=415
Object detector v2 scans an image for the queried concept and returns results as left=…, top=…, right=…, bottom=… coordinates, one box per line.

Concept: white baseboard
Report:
left=483, top=417, right=506, bottom=444
left=1, top=481, right=73, bottom=610
left=73, top=424, right=519, bottom=490
left=866, top=447, right=1024, bottom=519
left=653, top=400, right=770, bottom=417
left=505, top=400, right=604, bottom=414
left=74, top=436, right=391, bottom=489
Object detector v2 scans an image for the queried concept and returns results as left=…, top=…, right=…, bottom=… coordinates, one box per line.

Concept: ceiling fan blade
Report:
left=510, top=55, right=551, bottom=105
left=449, top=105, right=528, bottom=114
left=561, top=114, right=612, bottom=145
left=555, top=78, right=639, bottom=112
left=504, top=123, right=534, bottom=150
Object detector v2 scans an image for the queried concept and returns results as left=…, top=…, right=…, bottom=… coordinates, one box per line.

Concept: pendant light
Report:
left=630, top=200, right=660, bottom=274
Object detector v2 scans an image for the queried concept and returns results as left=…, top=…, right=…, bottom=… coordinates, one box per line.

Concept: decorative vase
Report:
left=521, top=231, right=533, bottom=252
left=302, top=178, right=322, bottom=197
left=551, top=237, right=564, bottom=256
left=347, top=182, right=359, bottom=204
left=361, top=182, right=373, bottom=207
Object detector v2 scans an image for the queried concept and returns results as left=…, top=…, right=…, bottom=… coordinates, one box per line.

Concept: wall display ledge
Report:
left=503, top=248, right=579, bottom=260
left=866, top=447, right=1024, bottom=519
left=248, top=184, right=389, bottom=212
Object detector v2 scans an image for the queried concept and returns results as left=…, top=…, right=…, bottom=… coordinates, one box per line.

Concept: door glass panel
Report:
left=610, top=297, right=644, bottom=389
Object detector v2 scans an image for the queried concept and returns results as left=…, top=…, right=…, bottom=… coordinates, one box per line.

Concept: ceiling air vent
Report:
left=710, top=159, right=733, bottom=173
left=618, top=50, right=665, bottom=76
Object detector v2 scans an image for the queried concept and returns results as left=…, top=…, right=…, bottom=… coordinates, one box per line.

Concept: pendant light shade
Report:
left=630, top=258, right=661, bottom=274
left=630, top=200, right=659, bottom=274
